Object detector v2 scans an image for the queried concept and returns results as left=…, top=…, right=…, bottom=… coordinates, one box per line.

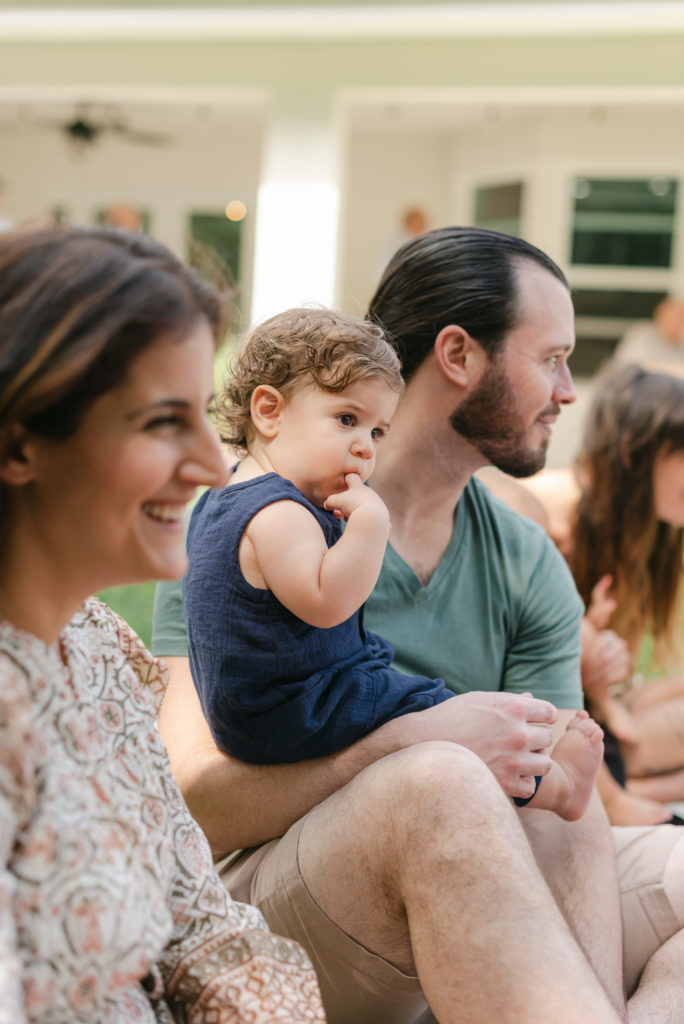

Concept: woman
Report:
left=568, top=363, right=684, bottom=816
left=0, top=226, right=324, bottom=1023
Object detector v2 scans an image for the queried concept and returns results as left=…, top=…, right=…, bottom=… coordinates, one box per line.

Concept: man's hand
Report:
left=407, top=691, right=557, bottom=800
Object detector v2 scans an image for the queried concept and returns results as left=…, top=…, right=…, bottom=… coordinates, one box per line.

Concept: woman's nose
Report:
left=181, top=423, right=229, bottom=488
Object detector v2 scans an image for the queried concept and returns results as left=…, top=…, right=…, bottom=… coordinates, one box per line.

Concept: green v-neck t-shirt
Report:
left=152, top=476, right=583, bottom=709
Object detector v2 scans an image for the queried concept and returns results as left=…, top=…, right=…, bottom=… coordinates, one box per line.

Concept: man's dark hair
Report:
left=367, top=226, right=569, bottom=380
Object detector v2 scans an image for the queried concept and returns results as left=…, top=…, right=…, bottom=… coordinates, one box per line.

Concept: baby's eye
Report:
left=371, top=427, right=385, bottom=441
left=337, top=413, right=355, bottom=427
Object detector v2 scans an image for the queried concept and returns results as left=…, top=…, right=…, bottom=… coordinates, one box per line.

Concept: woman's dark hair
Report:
left=367, top=225, right=569, bottom=380
left=0, top=225, right=226, bottom=441
left=571, top=363, right=684, bottom=663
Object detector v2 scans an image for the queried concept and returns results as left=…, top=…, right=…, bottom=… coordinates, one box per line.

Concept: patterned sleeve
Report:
left=91, top=599, right=326, bottom=1023
left=160, top=898, right=326, bottom=1023
left=0, top=661, right=34, bottom=1024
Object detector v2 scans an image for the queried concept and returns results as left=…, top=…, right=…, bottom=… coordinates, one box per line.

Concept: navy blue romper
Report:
left=183, top=473, right=450, bottom=764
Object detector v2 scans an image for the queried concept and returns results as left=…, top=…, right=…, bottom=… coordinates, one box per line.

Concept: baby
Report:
left=183, top=307, right=603, bottom=820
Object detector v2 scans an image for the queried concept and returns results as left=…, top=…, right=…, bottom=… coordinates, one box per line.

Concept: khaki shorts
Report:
left=216, top=820, right=684, bottom=1023
left=614, top=824, right=684, bottom=995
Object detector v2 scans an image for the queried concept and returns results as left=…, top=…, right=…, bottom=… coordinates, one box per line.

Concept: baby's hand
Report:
left=324, top=474, right=390, bottom=527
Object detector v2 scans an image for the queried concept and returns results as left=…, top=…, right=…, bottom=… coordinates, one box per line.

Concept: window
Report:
left=187, top=211, right=242, bottom=297
left=473, top=182, right=523, bottom=237
left=570, top=288, right=667, bottom=375
left=571, top=177, right=677, bottom=268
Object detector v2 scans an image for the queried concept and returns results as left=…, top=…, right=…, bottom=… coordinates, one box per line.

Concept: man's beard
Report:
left=450, top=359, right=557, bottom=478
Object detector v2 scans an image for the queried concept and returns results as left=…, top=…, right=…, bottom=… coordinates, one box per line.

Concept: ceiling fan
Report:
left=61, top=109, right=173, bottom=149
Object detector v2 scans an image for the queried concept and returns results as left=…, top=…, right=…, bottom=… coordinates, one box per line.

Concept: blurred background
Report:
left=2, top=0, right=684, bottom=638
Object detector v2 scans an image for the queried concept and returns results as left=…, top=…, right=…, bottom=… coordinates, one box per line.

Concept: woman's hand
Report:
left=580, top=617, right=637, bottom=743
left=585, top=574, right=617, bottom=631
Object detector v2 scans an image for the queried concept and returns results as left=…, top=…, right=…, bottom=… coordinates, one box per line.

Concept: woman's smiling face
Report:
left=20, top=318, right=228, bottom=597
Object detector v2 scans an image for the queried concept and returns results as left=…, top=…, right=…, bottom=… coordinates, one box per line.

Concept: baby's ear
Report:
left=250, top=385, right=285, bottom=437
left=0, top=424, right=39, bottom=486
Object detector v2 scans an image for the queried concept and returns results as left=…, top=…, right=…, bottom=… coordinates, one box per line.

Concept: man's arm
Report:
left=158, top=656, right=557, bottom=852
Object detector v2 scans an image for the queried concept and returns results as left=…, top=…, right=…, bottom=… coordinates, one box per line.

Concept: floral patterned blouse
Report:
left=0, top=598, right=325, bottom=1024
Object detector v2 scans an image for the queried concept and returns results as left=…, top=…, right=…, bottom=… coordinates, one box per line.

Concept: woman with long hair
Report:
left=569, top=363, right=684, bottom=814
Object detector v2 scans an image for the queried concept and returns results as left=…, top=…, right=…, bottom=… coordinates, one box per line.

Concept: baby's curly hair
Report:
left=215, top=306, right=404, bottom=450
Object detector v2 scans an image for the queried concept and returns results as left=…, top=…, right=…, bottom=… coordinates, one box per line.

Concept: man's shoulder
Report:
left=465, top=475, right=550, bottom=551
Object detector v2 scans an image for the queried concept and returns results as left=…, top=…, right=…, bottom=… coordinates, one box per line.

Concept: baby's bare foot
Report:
left=551, top=710, right=604, bottom=821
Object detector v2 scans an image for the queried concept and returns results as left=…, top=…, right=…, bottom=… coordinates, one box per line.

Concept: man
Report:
left=613, top=293, right=684, bottom=374
left=153, top=227, right=684, bottom=1023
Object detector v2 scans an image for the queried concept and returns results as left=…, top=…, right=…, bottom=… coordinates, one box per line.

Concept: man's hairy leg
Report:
left=519, top=795, right=626, bottom=1016
left=299, top=741, right=622, bottom=1024
left=627, top=930, right=684, bottom=1023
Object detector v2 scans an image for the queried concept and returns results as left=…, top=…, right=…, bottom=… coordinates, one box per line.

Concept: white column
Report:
left=250, top=104, right=339, bottom=325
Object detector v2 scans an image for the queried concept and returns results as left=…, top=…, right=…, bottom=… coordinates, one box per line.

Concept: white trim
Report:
left=2, top=4, right=684, bottom=42
left=0, top=84, right=270, bottom=107
left=339, top=84, right=684, bottom=110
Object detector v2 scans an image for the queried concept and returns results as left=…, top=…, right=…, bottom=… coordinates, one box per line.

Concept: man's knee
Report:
left=358, top=741, right=502, bottom=830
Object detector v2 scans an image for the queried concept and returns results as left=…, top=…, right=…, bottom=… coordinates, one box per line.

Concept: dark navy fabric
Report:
left=183, top=473, right=450, bottom=764
left=513, top=776, right=543, bottom=807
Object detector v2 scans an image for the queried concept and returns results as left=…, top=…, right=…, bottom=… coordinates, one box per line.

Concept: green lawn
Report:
left=98, top=581, right=157, bottom=648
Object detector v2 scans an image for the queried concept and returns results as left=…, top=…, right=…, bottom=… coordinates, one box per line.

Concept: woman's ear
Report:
left=434, top=324, right=487, bottom=388
left=250, top=385, right=286, bottom=438
left=0, top=425, right=39, bottom=486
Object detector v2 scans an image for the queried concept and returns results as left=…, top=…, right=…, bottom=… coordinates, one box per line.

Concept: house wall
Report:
left=3, top=18, right=684, bottom=463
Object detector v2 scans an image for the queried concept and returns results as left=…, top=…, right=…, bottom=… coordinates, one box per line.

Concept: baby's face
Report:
left=269, top=377, right=399, bottom=506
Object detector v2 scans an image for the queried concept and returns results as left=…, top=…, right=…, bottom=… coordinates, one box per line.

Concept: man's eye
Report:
left=548, top=355, right=560, bottom=368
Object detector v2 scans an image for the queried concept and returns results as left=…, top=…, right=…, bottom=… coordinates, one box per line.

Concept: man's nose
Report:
left=554, top=363, right=577, bottom=405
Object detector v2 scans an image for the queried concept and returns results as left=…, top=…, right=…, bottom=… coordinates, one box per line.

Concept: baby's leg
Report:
left=527, top=710, right=604, bottom=821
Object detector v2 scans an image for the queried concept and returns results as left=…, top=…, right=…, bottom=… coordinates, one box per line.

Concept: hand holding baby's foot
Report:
left=551, top=710, right=604, bottom=821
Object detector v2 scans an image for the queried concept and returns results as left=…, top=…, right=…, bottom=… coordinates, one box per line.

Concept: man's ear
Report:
left=434, top=324, right=488, bottom=388
left=0, top=425, right=39, bottom=486
left=250, top=385, right=286, bottom=438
